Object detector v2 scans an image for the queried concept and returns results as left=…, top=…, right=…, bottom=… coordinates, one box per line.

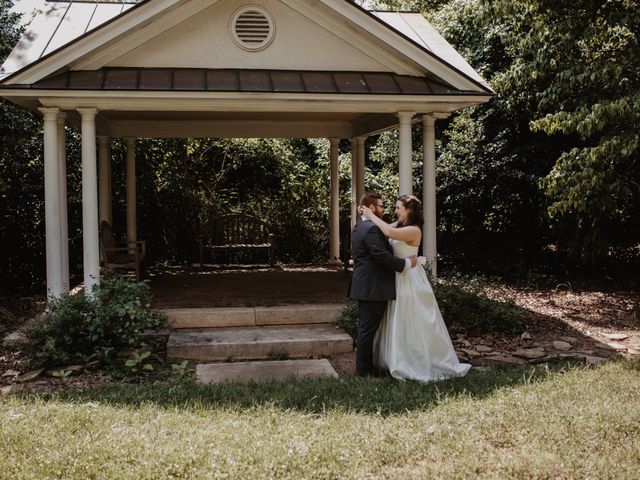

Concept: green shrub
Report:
left=336, top=299, right=359, bottom=337
left=335, top=276, right=525, bottom=337
left=433, top=278, right=525, bottom=334
left=25, top=294, right=96, bottom=364
left=25, top=276, right=167, bottom=366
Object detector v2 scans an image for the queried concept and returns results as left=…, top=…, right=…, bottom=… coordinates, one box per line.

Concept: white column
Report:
left=350, top=138, right=358, bottom=228
left=398, top=112, right=415, bottom=196
left=329, top=138, right=340, bottom=263
left=78, top=108, right=100, bottom=295
left=39, top=107, right=63, bottom=300
left=423, top=115, right=437, bottom=278
left=57, top=112, right=69, bottom=292
left=126, top=138, right=137, bottom=255
left=98, top=136, right=111, bottom=226
left=356, top=136, right=366, bottom=202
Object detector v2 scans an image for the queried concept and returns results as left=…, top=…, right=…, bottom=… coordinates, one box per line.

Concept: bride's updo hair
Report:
left=397, top=195, right=423, bottom=229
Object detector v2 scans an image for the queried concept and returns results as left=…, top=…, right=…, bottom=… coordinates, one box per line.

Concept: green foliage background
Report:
left=1, top=0, right=638, bottom=293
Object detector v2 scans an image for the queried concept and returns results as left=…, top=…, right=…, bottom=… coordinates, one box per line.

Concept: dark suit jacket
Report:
left=348, top=219, right=406, bottom=301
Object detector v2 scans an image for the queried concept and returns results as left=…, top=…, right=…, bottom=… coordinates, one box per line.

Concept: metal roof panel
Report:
left=12, top=68, right=482, bottom=96
left=139, top=69, right=173, bottom=90
left=206, top=70, right=240, bottom=91
left=271, top=71, right=306, bottom=93
left=103, top=69, right=139, bottom=89
left=173, top=69, right=206, bottom=90
left=43, top=2, right=96, bottom=56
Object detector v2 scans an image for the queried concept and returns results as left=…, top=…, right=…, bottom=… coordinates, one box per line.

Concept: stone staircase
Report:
left=163, top=303, right=352, bottom=383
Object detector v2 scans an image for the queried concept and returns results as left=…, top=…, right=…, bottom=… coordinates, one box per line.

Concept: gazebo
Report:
left=0, top=0, right=493, bottom=299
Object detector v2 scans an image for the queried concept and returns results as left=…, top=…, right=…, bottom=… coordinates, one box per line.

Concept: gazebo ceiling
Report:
left=93, top=109, right=394, bottom=138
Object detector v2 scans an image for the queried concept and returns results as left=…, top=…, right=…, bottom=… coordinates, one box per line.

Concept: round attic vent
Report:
left=230, top=6, right=275, bottom=51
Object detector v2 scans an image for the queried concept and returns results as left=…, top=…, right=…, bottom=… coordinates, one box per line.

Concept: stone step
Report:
left=164, top=303, right=343, bottom=329
left=167, top=324, right=353, bottom=361
left=196, top=359, right=338, bottom=384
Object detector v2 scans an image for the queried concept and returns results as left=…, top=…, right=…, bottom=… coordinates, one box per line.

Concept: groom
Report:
left=349, top=192, right=417, bottom=377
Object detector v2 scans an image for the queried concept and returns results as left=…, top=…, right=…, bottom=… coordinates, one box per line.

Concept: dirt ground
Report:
left=1, top=268, right=638, bottom=391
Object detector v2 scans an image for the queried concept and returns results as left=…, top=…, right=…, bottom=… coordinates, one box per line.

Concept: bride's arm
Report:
left=361, top=206, right=421, bottom=243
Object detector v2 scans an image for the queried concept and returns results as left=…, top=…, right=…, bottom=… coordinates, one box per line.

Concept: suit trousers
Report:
left=356, top=300, right=388, bottom=376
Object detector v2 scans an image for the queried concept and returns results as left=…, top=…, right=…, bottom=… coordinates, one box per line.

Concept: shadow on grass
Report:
left=36, top=361, right=628, bottom=416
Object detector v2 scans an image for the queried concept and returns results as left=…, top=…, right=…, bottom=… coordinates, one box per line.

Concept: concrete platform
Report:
left=167, top=324, right=353, bottom=361
left=164, top=304, right=342, bottom=329
left=196, top=359, right=338, bottom=384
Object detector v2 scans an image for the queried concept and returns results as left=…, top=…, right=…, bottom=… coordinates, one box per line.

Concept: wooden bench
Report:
left=198, top=214, right=275, bottom=265
left=99, top=221, right=146, bottom=281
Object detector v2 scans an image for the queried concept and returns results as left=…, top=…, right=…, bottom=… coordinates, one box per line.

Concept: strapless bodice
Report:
left=390, top=239, right=419, bottom=257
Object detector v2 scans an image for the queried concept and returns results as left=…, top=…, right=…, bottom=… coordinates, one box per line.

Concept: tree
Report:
left=519, top=0, right=640, bottom=262
left=387, top=0, right=639, bottom=269
left=0, top=0, right=47, bottom=291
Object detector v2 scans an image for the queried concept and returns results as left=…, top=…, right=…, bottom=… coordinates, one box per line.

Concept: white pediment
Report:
left=101, top=0, right=392, bottom=73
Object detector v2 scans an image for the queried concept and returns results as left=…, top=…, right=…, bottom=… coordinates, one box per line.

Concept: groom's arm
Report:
left=364, top=226, right=408, bottom=273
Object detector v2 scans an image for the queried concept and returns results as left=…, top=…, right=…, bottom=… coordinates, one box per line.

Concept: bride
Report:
left=361, top=195, right=470, bottom=383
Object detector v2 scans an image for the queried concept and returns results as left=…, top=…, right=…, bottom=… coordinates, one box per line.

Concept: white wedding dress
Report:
left=374, top=239, right=471, bottom=383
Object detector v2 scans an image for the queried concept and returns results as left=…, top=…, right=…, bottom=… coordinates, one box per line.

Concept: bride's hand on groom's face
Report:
left=360, top=206, right=373, bottom=218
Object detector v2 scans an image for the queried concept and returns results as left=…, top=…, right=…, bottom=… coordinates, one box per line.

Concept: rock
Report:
left=17, top=368, right=45, bottom=383
left=0, top=384, right=24, bottom=396
left=575, top=350, right=596, bottom=355
left=454, top=336, right=472, bottom=348
left=627, top=346, right=640, bottom=356
left=558, top=353, right=587, bottom=362
left=84, top=360, right=101, bottom=370
left=30, top=380, right=49, bottom=386
left=197, top=359, right=338, bottom=384
left=553, top=341, right=572, bottom=351
left=559, top=336, right=578, bottom=344
left=469, top=356, right=488, bottom=366
left=64, top=365, right=84, bottom=374
left=46, top=365, right=84, bottom=377
left=603, top=333, right=629, bottom=341
left=593, top=342, right=616, bottom=351
left=2, top=369, right=20, bottom=378
left=475, top=345, right=493, bottom=353
left=2, top=331, right=29, bottom=348
left=471, top=354, right=526, bottom=366
left=512, top=348, right=546, bottom=359
left=585, top=356, right=608, bottom=365
left=460, top=348, right=481, bottom=358
left=528, top=353, right=560, bottom=364
left=455, top=350, right=468, bottom=361
left=606, top=342, right=627, bottom=351
left=520, top=332, right=532, bottom=340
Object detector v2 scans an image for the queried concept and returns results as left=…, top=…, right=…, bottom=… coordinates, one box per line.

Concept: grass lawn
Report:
left=1, top=360, right=639, bottom=479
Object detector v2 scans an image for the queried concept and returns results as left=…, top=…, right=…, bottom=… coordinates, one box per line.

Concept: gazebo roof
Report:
left=0, top=0, right=493, bottom=138
left=13, top=67, right=473, bottom=95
